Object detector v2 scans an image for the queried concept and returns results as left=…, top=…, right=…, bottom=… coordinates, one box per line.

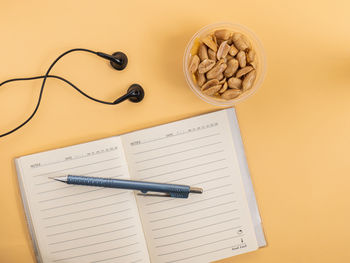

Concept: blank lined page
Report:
left=122, top=109, right=258, bottom=263
left=16, top=137, right=150, bottom=263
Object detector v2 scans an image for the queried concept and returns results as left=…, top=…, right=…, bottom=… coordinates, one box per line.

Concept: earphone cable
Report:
left=0, top=75, right=116, bottom=105
left=0, top=48, right=115, bottom=138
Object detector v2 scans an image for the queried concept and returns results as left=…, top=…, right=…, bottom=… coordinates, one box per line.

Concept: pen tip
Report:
left=190, top=187, right=203, bottom=194
left=50, top=175, right=68, bottom=183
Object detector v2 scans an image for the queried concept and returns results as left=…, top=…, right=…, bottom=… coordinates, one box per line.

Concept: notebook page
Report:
left=121, top=109, right=258, bottom=263
left=16, top=137, right=150, bottom=263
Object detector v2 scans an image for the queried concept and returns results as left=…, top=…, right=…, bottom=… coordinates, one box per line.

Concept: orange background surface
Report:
left=1, top=0, right=350, bottom=262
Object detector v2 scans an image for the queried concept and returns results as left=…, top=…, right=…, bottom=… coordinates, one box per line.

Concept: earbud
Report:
left=96, top=51, right=128, bottom=71
left=113, top=84, right=145, bottom=104
left=127, top=84, right=145, bottom=103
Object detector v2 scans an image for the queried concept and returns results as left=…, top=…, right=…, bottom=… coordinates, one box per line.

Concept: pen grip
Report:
left=67, top=175, right=191, bottom=198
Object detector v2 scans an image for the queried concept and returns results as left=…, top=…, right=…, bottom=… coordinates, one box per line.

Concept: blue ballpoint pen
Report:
left=52, top=175, right=203, bottom=198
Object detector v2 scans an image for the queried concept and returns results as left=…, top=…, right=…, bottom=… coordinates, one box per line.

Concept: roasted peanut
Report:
left=236, top=66, right=253, bottom=78
left=189, top=55, right=200, bottom=73
left=228, top=45, right=238, bottom=56
left=236, top=51, right=247, bottom=68
left=197, top=72, right=206, bottom=86
left=241, top=35, right=251, bottom=49
left=208, top=49, right=217, bottom=61
left=218, top=77, right=226, bottom=85
left=247, top=49, right=255, bottom=63
left=198, top=59, right=215, bottom=73
left=201, top=79, right=219, bottom=91
left=221, top=89, right=241, bottom=100
left=198, top=43, right=208, bottom=61
left=206, top=60, right=227, bottom=79
left=217, top=41, right=230, bottom=60
left=216, top=73, right=224, bottom=81
left=219, top=81, right=228, bottom=93
left=214, top=29, right=231, bottom=40
left=202, top=84, right=221, bottom=96
left=227, top=77, right=242, bottom=89
left=242, top=70, right=256, bottom=91
left=226, top=54, right=234, bottom=61
left=224, top=58, right=239, bottom=78
left=232, top=33, right=250, bottom=51
left=202, top=35, right=217, bottom=52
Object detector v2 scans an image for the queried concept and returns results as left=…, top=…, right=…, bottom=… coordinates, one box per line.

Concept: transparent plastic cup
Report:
left=183, top=22, right=266, bottom=106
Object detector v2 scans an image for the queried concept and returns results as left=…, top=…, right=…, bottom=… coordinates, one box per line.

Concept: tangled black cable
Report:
left=0, top=48, right=141, bottom=138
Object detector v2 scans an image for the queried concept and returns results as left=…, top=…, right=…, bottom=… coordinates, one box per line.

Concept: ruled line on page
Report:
left=147, top=192, right=234, bottom=214
left=51, top=233, right=137, bottom=253
left=205, top=184, right=232, bottom=192
left=137, top=150, right=224, bottom=172
left=155, top=227, right=238, bottom=248
left=53, top=242, right=139, bottom=262
left=135, top=142, right=222, bottom=164
left=33, top=157, right=120, bottom=177
left=151, top=211, right=239, bottom=232
left=154, top=218, right=241, bottom=240
left=141, top=159, right=226, bottom=180
left=37, top=185, right=73, bottom=193
left=40, top=191, right=127, bottom=211
left=35, top=180, right=62, bottom=186
left=45, top=208, right=131, bottom=229
left=193, top=175, right=231, bottom=185
left=43, top=200, right=129, bottom=220
left=80, top=167, right=123, bottom=176
left=47, top=217, right=134, bottom=237
left=145, top=198, right=177, bottom=207
left=164, top=167, right=228, bottom=184
left=48, top=225, right=135, bottom=245
left=38, top=188, right=105, bottom=203
left=133, top=133, right=220, bottom=155
left=157, top=236, right=234, bottom=257
left=92, top=251, right=142, bottom=263
left=149, top=201, right=237, bottom=223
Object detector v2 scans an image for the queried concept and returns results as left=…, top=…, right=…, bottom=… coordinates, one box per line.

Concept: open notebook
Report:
left=15, top=108, right=265, bottom=263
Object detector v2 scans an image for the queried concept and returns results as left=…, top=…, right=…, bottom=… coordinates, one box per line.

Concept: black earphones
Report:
left=0, top=48, right=145, bottom=138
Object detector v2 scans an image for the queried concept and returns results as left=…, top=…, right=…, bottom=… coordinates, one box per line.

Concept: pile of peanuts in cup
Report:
left=189, top=29, right=257, bottom=100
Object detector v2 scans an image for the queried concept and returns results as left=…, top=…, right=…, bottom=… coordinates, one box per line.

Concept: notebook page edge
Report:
left=15, top=157, right=43, bottom=263
left=225, top=108, right=266, bottom=247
